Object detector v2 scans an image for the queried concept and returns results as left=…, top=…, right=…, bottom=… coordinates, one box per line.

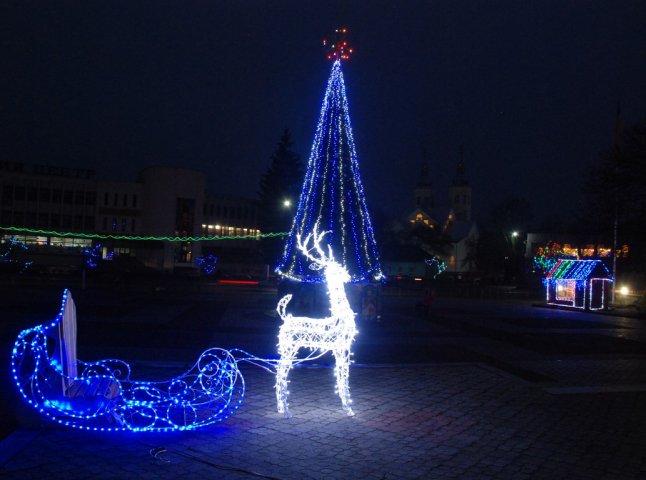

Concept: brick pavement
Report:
left=2, top=363, right=646, bottom=479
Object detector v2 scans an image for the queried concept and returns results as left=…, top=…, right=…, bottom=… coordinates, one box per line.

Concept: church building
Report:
left=398, top=148, right=479, bottom=278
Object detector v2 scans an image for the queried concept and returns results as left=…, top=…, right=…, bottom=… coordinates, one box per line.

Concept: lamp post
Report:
left=509, top=231, right=520, bottom=284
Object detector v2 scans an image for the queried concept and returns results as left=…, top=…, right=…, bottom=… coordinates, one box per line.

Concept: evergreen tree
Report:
left=258, top=129, right=303, bottom=233
left=583, top=118, right=646, bottom=271
left=258, top=129, right=303, bottom=263
left=275, top=60, right=382, bottom=283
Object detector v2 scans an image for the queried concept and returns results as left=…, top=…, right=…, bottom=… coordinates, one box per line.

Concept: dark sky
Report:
left=2, top=1, right=645, bottom=224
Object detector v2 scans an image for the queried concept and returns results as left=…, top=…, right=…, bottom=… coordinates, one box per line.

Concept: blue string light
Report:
left=0, top=236, right=32, bottom=272
left=194, top=254, right=218, bottom=276
left=11, top=289, right=245, bottom=432
left=82, top=243, right=103, bottom=269
left=276, top=59, right=383, bottom=283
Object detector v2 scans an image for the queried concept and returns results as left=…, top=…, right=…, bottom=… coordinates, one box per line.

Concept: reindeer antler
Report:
left=296, top=223, right=331, bottom=269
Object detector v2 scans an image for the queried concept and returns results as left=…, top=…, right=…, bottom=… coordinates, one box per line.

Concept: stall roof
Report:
left=546, top=259, right=613, bottom=281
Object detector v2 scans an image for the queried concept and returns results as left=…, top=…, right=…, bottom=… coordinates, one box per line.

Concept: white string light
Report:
left=275, top=224, right=357, bottom=417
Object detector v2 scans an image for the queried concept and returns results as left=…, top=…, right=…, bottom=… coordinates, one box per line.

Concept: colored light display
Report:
left=11, top=290, right=244, bottom=432
left=425, top=257, right=447, bottom=278
left=275, top=226, right=357, bottom=417
left=275, top=58, right=383, bottom=283
left=0, top=226, right=287, bottom=242
left=323, top=27, right=353, bottom=61
left=546, top=259, right=603, bottom=281
left=544, top=259, right=613, bottom=310
left=532, top=241, right=576, bottom=274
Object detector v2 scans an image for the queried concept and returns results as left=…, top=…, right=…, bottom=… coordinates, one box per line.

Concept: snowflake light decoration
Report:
left=195, top=254, right=218, bottom=276
left=83, top=243, right=103, bottom=269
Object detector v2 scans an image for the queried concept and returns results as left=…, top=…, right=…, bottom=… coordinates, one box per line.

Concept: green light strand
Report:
left=0, top=226, right=288, bottom=242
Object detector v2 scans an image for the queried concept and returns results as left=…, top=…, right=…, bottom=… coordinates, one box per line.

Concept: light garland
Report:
left=0, top=225, right=287, bottom=242
left=532, top=241, right=577, bottom=274
left=275, top=59, right=383, bottom=283
left=275, top=226, right=357, bottom=417
left=11, top=289, right=245, bottom=431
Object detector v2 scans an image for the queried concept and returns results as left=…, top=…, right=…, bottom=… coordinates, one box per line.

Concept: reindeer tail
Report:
left=276, top=294, right=293, bottom=320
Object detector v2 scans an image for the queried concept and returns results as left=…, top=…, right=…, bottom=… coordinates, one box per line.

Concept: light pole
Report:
left=509, top=231, right=519, bottom=283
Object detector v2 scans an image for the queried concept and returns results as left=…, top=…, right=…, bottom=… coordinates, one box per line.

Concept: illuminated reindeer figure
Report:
left=275, top=226, right=357, bottom=417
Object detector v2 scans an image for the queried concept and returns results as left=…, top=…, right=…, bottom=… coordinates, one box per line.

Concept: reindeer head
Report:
left=296, top=224, right=351, bottom=284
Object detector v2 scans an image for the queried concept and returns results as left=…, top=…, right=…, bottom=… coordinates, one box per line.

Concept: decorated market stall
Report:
left=545, top=259, right=613, bottom=310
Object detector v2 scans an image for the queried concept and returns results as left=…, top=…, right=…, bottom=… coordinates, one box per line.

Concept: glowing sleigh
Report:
left=10, top=289, right=245, bottom=432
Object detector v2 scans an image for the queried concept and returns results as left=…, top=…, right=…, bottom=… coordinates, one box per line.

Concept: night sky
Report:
left=2, top=1, right=645, bottom=224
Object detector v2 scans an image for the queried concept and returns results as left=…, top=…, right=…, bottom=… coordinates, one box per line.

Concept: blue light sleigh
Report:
left=11, top=289, right=245, bottom=432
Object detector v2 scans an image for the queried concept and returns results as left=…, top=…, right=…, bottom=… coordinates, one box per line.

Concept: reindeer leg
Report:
left=333, top=347, right=354, bottom=416
left=275, top=341, right=296, bottom=418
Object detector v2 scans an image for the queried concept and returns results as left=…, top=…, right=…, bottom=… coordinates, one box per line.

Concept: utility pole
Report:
left=611, top=99, right=622, bottom=305
left=612, top=185, right=618, bottom=305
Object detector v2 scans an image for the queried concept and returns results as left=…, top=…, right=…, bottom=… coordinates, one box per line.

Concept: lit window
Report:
left=555, top=280, right=575, bottom=301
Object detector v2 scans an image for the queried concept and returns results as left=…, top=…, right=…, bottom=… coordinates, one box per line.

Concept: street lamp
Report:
left=507, top=231, right=520, bottom=284
left=282, top=199, right=292, bottom=208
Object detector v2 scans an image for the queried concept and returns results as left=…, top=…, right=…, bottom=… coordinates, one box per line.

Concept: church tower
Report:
left=450, top=146, right=472, bottom=221
left=414, top=150, right=434, bottom=210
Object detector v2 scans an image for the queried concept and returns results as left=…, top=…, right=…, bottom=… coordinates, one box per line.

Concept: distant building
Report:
left=383, top=149, right=479, bottom=279
left=409, top=149, right=477, bottom=275
left=0, top=162, right=261, bottom=272
left=449, top=146, right=472, bottom=222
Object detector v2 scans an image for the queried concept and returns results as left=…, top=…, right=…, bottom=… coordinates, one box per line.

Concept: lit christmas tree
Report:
left=276, top=29, right=383, bottom=283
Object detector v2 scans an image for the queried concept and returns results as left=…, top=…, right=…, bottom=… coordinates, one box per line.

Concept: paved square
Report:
left=2, top=363, right=646, bottom=479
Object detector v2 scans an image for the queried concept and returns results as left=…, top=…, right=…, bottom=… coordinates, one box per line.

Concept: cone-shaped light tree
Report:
left=276, top=31, right=383, bottom=283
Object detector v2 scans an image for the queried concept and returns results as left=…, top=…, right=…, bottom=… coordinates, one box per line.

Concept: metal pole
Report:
left=611, top=100, right=621, bottom=306
left=611, top=185, right=618, bottom=305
